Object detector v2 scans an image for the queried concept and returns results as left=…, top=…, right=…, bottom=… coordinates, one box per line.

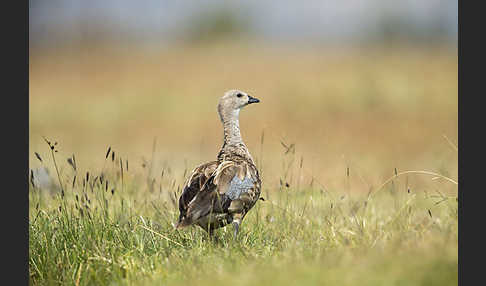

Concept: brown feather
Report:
left=177, top=157, right=261, bottom=232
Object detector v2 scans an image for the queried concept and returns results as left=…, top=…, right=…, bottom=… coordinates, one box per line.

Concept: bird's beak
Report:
left=248, top=95, right=260, bottom=104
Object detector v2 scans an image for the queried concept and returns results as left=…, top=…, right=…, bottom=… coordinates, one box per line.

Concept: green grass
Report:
left=29, top=143, right=457, bottom=286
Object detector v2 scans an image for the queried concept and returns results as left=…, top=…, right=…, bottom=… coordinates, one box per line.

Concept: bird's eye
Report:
left=236, top=93, right=243, bottom=98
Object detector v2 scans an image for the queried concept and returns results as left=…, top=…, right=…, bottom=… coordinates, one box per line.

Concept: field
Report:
left=29, top=42, right=458, bottom=285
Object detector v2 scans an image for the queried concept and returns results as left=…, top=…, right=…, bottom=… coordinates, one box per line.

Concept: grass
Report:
left=29, top=138, right=457, bottom=285
left=29, top=42, right=457, bottom=285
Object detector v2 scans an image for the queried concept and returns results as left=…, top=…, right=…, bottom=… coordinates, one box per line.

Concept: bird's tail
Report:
left=174, top=219, right=191, bottom=229
left=174, top=212, right=193, bottom=229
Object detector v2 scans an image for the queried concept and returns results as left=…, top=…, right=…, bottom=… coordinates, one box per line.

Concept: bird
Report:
left=175, top=90, right=261, bottom=239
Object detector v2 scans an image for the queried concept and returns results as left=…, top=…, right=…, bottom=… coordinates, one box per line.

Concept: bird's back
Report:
left=176, top=155, right=261, bottom=232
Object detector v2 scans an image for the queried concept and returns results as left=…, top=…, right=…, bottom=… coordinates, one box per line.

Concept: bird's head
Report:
left=218, top=90, right=260, bottom=121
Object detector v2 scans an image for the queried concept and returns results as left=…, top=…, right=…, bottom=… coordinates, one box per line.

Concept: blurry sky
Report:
left=29, top=0, right=457, bottom=49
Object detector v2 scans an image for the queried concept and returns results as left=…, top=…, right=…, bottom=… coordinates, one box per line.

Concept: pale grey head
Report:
left=217, top=90, right=260, bottom=123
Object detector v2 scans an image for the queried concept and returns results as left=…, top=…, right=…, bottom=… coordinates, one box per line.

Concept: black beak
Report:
left=248, top=95, right=260, bottom=104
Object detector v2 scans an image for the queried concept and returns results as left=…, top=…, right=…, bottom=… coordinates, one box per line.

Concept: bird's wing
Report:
left=212, top=159, right=261, bottom=213
left=176, top=161, right=218, bottom=226
left=177, top=159, right=260, bottom=228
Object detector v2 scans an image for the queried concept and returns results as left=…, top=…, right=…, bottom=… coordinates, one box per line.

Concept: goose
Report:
left=175, top=90, right=261, bottom=239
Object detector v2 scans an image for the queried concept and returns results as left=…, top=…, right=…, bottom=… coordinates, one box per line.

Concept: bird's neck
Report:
left=218, top=110, right=254, bottom=163
left=222, top=110, right=243, bottom=146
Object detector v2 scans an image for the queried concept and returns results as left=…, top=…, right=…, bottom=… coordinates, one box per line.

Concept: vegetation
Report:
left=29, top=42, right=457, bottom=285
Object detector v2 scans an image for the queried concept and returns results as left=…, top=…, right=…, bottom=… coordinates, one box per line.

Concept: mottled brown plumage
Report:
left=176, top=90, right=261, bottom=238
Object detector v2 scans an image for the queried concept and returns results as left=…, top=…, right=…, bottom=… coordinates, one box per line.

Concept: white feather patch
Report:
left=226, top=175, right=254, bottom=200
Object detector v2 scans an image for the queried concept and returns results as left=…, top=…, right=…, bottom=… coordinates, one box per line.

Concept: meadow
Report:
left=29, top=41, right=457, bottom=285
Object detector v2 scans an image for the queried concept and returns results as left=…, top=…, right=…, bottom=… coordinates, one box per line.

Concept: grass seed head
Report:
left=30, top=170, right=35, bottom=188
left=67, top=157, right=76, bottom=171
left=105, top=146, right=112, bottom=159
left=34, top=152, right=43, bottom=163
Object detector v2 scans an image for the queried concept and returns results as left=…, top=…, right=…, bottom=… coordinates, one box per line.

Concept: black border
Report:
left=458, top=1, right=482, bottom=285
left=5, top=0, right=29, bottom=284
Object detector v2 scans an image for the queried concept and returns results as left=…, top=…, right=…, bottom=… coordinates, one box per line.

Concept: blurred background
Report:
left=29, top=0, right=457, bottom=194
